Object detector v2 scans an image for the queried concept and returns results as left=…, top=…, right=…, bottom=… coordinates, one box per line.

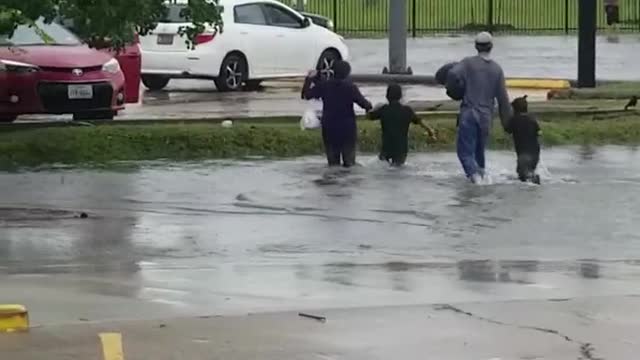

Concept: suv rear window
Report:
left=234, top=4, right=267, bottom=25
left=163, top=4, right=188, bottom=23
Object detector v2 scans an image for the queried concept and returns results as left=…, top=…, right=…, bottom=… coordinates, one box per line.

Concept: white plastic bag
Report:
left=300, top=109, right=322, bottom=130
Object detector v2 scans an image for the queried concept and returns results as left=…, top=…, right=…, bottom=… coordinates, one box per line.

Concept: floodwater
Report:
left=350, top=34, right=640, bottom=80
left=3, top=146, right=640, bottom=324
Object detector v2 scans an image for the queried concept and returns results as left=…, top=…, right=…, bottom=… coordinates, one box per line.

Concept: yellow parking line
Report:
left=99, top=333, right=124, bottom=360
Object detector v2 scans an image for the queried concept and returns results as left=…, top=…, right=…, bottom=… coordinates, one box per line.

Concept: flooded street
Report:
left=350, top=35, right=640, bottom=80
left=5, top=28, right=640, bottom=360
left=2, top=146, right=640, bottom=327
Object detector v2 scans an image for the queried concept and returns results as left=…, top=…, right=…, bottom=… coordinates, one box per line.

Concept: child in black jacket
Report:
left=367, top=83, right=436, bottom=166
left=505, top=95, right=541, bottom=184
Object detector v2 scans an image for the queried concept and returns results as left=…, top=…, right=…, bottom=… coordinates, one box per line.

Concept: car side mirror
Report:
left=302, top=17, right=311, bottom=28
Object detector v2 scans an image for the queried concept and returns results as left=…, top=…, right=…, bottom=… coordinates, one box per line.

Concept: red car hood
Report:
left=0, top=45, right=112, bottom=68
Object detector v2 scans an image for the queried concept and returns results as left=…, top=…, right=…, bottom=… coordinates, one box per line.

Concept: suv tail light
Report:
left=195, top=33, right=215, bottom=45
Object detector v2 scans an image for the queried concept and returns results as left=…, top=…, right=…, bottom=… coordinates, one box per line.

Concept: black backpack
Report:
left=435, top=62, right=465, bottom=101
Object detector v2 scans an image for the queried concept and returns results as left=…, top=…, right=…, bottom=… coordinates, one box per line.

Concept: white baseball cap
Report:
left=475, top=31, right=493, bottom=44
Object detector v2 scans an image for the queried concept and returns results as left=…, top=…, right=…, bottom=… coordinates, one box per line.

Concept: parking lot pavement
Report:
left=2, top=297, right=637, bottom=360
left=15, top=81, right=447, bottom=122
left=122, top=80, right=453, bottom=120
left=17, top=80, right=545, bottom=122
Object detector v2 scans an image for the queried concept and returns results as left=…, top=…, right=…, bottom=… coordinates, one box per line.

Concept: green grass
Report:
left=293, top=0, right=640, bottom=35
left=2, top=112, right=640, bottom=168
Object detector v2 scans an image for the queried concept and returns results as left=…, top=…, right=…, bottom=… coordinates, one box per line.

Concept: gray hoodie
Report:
left=450, top=55, right=512, bottom=130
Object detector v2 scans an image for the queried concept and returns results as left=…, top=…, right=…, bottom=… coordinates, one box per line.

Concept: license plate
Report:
left=68, top=84, right=93, bottom=99
left=157, top=34, right=174, bottom=45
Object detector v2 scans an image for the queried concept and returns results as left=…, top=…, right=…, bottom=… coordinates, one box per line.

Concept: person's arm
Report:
left=352, top=83, right=372, bottom=111
left=504, top=115, right=514, bottom=134
left=535, top=119, right=542, bottom=136
left=301, top=70, right=322, bottom=100
left=495, top=67, right=512, bottom=131
left=418, top=120, right=437, bottom=140
left=367, top=103, right=385, bottom=120
left=410, top=108, right=437, bottom=140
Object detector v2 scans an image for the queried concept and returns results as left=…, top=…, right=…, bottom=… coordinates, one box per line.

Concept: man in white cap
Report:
left=447, top=31, right=511, bottom=183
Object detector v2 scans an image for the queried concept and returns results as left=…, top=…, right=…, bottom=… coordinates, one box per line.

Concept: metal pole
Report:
left=564, top=0, right=569, bottom=34
left=333, top=0, right=338, bottom=33
left=384, top=0, right=412, bottom=74
left=637, top=0, right=640, bottom=31
left=487, top=0, right=494, bottom=32
left=411, top=0, right=417, bottom=38
left=577, top=0, right=597, bottom=87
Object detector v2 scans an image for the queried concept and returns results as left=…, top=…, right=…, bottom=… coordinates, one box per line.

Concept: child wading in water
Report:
left=367, top=83, right=436, bottom=166
left=505, top=95, right=541, bottom=184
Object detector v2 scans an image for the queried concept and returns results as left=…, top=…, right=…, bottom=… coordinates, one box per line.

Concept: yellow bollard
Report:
left=0, top=304, right=29, bottom=332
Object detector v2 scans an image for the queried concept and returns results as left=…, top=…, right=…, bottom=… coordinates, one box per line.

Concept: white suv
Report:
left=140, top=0, right=349, bottom=92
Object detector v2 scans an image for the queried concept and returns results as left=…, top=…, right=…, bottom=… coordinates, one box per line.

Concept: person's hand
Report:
left=307, top=70, right=318, bottom=78
left=425, top=128, right=437, bottom=141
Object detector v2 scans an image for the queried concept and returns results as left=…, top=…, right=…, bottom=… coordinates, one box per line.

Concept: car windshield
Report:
left=0, top=19, right=81, bottom=46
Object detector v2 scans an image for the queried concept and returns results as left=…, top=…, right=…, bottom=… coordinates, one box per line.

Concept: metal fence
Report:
left=285, top=0, right=640, bottom=36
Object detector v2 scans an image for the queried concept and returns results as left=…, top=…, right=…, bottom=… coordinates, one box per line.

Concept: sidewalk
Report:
left=2, top=296, right=637, bottom=360
left=19, top=86, right=547, bottom=123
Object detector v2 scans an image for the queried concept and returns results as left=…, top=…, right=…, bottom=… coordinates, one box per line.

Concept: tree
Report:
left=0, top=0, right=222, bottom=49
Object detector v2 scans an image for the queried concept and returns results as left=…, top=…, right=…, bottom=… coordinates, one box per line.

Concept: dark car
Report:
left=300, top=12, right=334, bottom=31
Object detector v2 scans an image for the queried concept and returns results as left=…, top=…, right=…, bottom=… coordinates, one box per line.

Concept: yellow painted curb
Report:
left=506, top=78, right=571, bottom=90
left=0, top=304, right=29, bottom=332
left=100, top=333, right=125, bottom=360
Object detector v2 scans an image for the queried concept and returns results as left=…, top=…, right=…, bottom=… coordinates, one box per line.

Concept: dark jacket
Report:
left=505, top=113, right=540, bottom=156
left=301, top=76, right=372, bottom=145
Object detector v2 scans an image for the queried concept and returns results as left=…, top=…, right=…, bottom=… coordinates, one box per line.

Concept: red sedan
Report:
left=0, top=20, right=127, bottom=122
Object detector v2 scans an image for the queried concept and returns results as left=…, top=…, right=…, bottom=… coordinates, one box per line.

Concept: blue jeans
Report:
left=456, top=111, right=488, bottom=178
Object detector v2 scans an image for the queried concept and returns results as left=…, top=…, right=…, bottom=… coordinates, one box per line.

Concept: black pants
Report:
left=323, top=131, right=356, bottom=167
left=516, top=152, right=540, bottom=184
left=322, top=128, right=358, bottom=167
left=326, top=143, right=356, bottom=167
left=379, top=152, right=407, bottom=167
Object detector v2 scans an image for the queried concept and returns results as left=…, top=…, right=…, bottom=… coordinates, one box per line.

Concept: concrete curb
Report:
left=272, top=75, right=630, bottom=90
left=350, top=74, right=571, bottom=89
left=2, top=108, right=637, bottom=132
